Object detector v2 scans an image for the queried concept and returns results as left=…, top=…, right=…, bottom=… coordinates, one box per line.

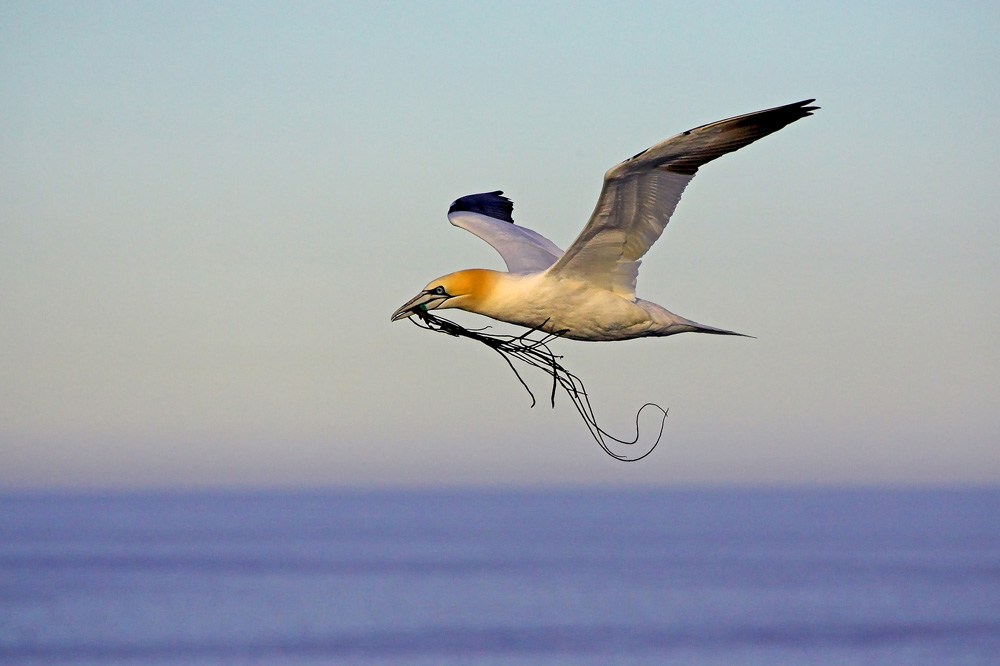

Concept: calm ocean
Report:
left=1, top=488, right=998, bottom=665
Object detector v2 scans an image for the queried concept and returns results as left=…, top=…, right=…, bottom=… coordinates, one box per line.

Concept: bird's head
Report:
left=391, top=269, right=498, bottom=322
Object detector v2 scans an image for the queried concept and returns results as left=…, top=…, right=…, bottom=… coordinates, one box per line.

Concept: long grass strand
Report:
left=410, top=310, right=666, bottom=462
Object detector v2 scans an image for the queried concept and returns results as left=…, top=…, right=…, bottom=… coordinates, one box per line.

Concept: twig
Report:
left=410, top=310, right=666, bottom=462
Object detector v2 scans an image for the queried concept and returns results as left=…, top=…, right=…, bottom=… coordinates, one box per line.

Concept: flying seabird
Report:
left=392, top=100, right=818, bottom=341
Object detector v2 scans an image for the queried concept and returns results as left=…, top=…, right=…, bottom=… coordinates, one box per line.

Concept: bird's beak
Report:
left=391, top=291, right=442, bottom=322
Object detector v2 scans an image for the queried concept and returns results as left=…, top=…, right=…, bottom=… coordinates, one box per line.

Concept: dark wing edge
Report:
left=624, top=99, right=819, bottom=177
left=447, top=191, right=514, bottom=223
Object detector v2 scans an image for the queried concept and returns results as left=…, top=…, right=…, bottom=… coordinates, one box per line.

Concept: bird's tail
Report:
left=637, top=299, right=753, bottom=338
left=680, top=322, right=753, bottom=337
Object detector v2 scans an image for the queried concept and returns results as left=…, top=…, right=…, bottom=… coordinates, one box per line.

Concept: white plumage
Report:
left=392, top=100, right=818, bottom=341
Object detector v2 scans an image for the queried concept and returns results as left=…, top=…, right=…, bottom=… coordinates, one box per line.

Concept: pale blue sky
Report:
left=2, top=1, right=998, bottom=488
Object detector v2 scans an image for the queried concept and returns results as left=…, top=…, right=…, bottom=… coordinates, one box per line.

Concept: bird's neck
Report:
left=444, top=268, right=503, bottom=312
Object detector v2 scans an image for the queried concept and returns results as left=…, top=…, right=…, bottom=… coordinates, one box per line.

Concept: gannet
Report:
left=392, top=100, right=818, bottom=341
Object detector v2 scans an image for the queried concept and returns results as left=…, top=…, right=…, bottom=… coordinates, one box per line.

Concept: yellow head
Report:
left=391, top=269, right=499, bottom=321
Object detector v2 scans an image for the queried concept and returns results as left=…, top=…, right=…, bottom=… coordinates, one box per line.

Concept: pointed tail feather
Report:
left=637, top=299, right=754, bottom=338
left=685, top=323, right=754, bottom=338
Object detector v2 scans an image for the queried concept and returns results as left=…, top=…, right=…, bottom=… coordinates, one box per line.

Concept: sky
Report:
left=2, top=1, right=998, bottom=488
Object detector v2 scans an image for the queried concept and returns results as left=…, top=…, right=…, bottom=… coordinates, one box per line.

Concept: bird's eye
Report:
left=434, top=286, right=446, bottom=295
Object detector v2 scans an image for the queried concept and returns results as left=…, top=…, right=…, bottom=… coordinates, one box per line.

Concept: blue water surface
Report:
left=1, top=488, right=998, bottom=665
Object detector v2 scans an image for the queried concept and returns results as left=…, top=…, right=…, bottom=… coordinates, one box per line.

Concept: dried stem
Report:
left=410, top=310, right=666, bottom=462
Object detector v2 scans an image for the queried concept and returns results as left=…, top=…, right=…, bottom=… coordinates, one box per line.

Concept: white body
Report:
left=477, top=272, right=720, bottom=341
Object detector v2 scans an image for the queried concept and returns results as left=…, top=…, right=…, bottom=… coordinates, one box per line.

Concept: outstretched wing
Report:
left=547, top=99, right=819, bottom=298
left=447, top=191, right=563, bottom=273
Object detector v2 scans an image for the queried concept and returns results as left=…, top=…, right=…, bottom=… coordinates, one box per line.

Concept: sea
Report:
left=1, top=488, right=998, bottom=665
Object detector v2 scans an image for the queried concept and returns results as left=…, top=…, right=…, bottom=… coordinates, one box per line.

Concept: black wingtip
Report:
left=448, top=190, right=514, bottom=223
left=765, top=99, right=820, bottom=121
left=719, top=98, right=820, bottom=141
left=793, top=98, right=820, bottom=115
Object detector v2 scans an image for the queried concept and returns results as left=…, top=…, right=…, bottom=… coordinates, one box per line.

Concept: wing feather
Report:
left=548, top=100, right=818, bottom=297
left=447, top=191, right=563, bottom=273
